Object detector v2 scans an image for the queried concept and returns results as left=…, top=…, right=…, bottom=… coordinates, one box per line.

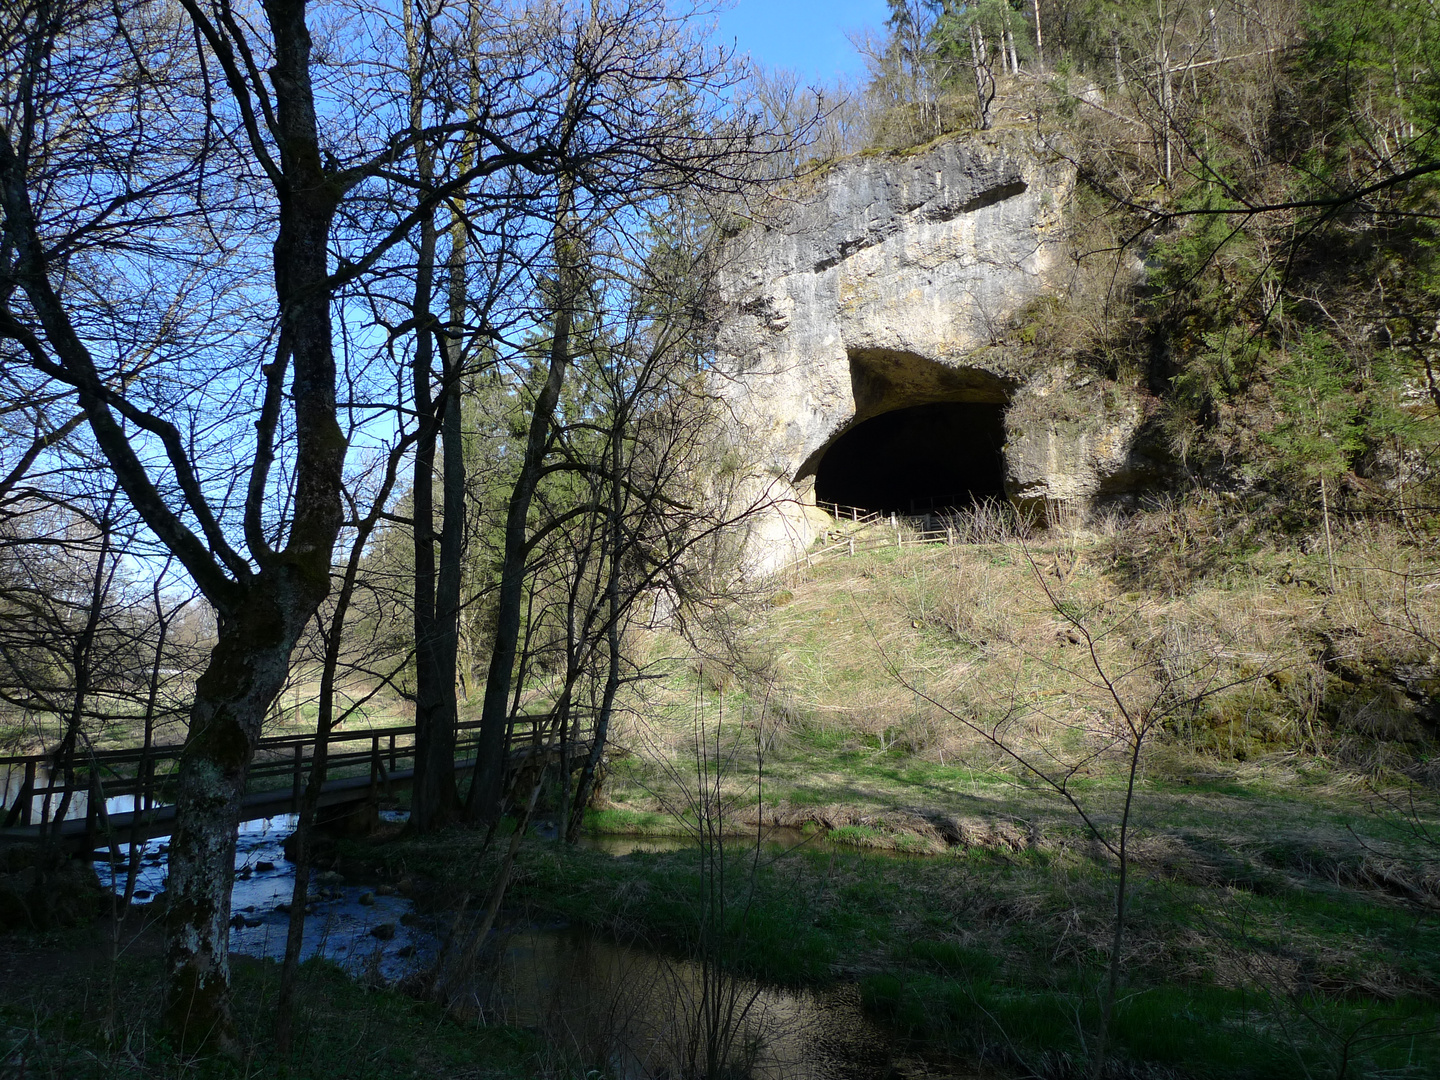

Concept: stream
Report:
left=92, top=818, right=968, bottom=1079
left=95, top=811, right=435, bottom=984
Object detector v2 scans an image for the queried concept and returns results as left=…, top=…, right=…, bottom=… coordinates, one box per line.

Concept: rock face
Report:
left=713, top=132, right=1146, bottom=572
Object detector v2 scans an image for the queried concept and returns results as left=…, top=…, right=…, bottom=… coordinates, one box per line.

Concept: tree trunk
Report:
left=406, top=0, right=460, bottom=835
left=410, top=209, right=459, bottom=831
left=125, top=571, right=174, bottom=905
left=1320, top=474, right=1337, bottom=594
left=163, top=0, right=346, bottom=1036
left=433, top=315, right=466, bottom=802
left=568, top=420, right=624, bottom=841
left=467, top=350, right=567, bottom=821
left=467, top=182, right=575, bottom=823
left=48, top=498, right=115, bottom=839
left=273, top=629, right=334, bottom=1053
left=568, top=568, right=620, bottom=841
left=163, top=576, right=329, bottom=1050
left=1032, top=0, right=1044, bottom=70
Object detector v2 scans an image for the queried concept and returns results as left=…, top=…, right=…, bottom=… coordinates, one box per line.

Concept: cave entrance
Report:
left=813, top=402, right=1006, bottom=515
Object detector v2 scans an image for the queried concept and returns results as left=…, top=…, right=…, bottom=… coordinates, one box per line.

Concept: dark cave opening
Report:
left=812, top=402, right=1006, bottom=515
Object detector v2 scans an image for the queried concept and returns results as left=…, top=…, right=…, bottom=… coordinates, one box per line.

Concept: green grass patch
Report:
left=861, top=969, right=1440, bottom=1078
left=345, top=797, right=1440, bottom=1079
left=0, top=935, right=567, bottom=1079
left=582, top=806, right=689, bottom=836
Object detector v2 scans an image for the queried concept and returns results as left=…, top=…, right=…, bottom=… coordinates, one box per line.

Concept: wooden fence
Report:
left=783, top=502, right=966, bottom=576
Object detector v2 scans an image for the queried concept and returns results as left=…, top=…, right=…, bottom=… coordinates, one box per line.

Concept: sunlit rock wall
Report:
left=713, top=131, right=1145, bottom=574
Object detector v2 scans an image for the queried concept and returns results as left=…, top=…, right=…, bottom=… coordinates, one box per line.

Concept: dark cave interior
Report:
left=813, top=402, right=1006, bottom=514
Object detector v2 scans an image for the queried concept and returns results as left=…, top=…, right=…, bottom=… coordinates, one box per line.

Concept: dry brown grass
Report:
left=592, top=509, right=1437, bottom=883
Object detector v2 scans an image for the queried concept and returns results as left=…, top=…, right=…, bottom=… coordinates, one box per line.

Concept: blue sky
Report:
left=711, top=0, right=890, bottom=83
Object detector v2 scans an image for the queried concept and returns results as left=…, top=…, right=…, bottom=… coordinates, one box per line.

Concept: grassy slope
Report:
left=423, top=515, right=1440, bottom=1077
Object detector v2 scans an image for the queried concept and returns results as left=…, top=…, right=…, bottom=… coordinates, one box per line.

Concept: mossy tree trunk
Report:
left=1, top=0, right=345, bottom=1047
left=163, top=570, right=336, bottom=1049
left=162, top=0, right=347, bottom=1036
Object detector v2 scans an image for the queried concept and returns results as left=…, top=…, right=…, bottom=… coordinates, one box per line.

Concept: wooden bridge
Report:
left=0, top=713, right=592, bottom=851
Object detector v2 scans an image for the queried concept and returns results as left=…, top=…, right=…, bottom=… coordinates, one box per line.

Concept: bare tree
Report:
left=460, top=3, right=808, bottom=824
left=880, top=541, right=1248, bottom=1079
left=1, top=0, right=355, bottom=1041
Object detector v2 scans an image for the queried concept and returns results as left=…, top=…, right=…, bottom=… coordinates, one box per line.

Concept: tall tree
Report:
left=0, top=0, right=524, bottom=1046
left=404, top=0, right=462, bottom=831
left=3, top=0, right=800, bottom=1044
left=0, top=0, right=349, bottom=1044
left=456, top=2, right=804, bottom=823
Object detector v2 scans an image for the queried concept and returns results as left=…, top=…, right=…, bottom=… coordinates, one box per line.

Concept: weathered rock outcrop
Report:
left=713, top=132, right=1146, bottom=572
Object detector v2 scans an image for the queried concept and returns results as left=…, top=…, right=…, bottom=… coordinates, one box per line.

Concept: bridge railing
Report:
left=0, top=709, right=593, bottom=837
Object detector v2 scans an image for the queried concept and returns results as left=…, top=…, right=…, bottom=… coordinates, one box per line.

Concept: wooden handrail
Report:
left=0, top=710, right=596, bottom=827
left=0, top=711, right=590, bottom=767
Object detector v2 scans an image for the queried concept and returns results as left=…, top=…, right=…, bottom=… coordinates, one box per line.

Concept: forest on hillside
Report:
left=0, top=1, right=1437, bottom=1078
left=803, top=0, right=1440, bottom=528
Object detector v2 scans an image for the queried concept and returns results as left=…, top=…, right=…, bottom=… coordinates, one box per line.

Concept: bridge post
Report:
left=369, top=735, right=380, bottom=798
left=85, top=769, right=99, bottom=850
left=39, top=767, right=52, bottom=826
left=21, top=761, right=34, bottom=826
left=291, top=743, right=303, bottom=811
left=141, top=751, right=154, bottom=815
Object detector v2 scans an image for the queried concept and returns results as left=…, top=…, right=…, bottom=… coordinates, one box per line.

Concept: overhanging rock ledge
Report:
left=712, top=131, right=1147, bottom=575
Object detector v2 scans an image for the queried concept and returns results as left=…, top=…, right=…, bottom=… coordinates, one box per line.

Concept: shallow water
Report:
left=93, top=811, right=436, bottom=984
left=483, top=926, right=963, bottom=1079
left=93, top=817, right=968, bottom=1077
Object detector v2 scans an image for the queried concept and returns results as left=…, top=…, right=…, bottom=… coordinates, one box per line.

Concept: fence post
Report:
left=370, top=734, right=380, bottom=796
left=21, top=760, right=35, bottom=826
left=848, top=538, right=854, bottom=558
left=291, top=742, right=303, bottom=810
left=86, top=769, right=100, bottom=848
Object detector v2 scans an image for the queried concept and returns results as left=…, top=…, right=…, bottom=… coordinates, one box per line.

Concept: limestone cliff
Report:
left=713, top=132, right=1147, bottom=573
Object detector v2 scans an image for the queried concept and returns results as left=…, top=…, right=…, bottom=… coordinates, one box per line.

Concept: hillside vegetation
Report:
left=537, top=505, right=1440, bottom=1077
left=5, top=2, right=1440, bottom=1076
